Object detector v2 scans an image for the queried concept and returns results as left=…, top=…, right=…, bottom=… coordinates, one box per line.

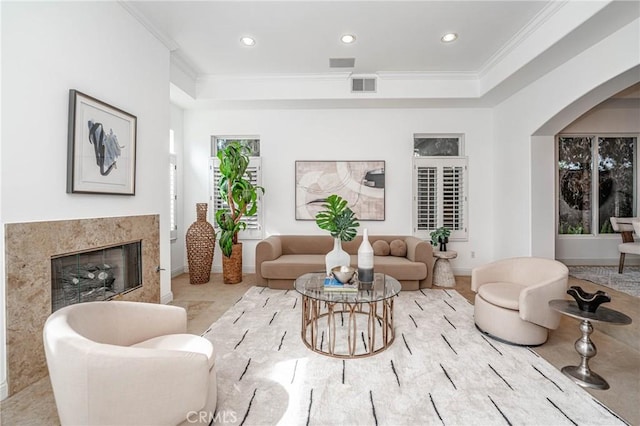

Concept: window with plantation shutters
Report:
left=413, top=157, right=468, bottom=241
left=209, top=156, right=264, bottom=240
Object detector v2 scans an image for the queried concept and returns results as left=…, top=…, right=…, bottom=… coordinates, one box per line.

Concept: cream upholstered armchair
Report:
left=43, top=301, right=217, bottom=426
left=609, top=217, right=640, bottom=273
left=471, top=257, right=569, bottom=346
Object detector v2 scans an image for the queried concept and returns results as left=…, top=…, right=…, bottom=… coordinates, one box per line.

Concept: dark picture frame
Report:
left=67, top=90, right=137, bottom=195
left=295, top=160, right=385, bottom=220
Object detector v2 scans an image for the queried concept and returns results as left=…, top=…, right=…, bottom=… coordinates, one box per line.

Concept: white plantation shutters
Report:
left=413, top=157, right=468, bottom=240
left=210, top=157, right=263, bottom=240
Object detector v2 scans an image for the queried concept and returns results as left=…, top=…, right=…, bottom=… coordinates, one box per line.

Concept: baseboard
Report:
left=1, top=380, right=7, bottom=401
left=171, top=266, right=185, bottom=278
left=161, top=291, right=174, bottom=304
left=452, top=267, right=471, bottom=276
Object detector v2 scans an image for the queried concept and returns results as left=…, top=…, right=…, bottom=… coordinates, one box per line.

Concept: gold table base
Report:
left=300, top=296, right=395, bottom=358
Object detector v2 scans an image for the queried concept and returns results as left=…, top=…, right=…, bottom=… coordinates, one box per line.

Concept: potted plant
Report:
left=315, top=194, right=360, bottom=274
left=430, top=226, right=451, bottom=252
left=215, top=142, right=264, bottom=284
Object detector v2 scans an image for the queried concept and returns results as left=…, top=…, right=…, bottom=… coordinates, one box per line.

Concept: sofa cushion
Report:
left=261, top=255, right=326, bottom=279
left=131, top=333, right=215, bottom=369
left=477, top=282, right=527, bottom=311
left=373, top=255, right=427, bottom=281
left=390, top=239, right=407, bottom=257
left=372, top=240, right=390, bottom=256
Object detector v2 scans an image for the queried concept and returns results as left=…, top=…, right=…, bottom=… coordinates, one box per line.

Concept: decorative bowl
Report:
left=566, top=286, right=611, bottom=313
left=331, top=266, right=357, bottom=284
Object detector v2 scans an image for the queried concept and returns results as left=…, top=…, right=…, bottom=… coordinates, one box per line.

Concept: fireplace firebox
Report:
left=51, top=241, right=142, bottom=312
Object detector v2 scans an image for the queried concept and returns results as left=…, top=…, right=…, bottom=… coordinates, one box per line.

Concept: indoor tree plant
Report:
left=315, top=194, right=359, bottom=274
left=430, top=226, right=451, bottom=251
left=215, top=142, right=264, bottom=284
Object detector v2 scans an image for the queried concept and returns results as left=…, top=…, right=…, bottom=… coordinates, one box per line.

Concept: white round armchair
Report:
left=43, top=301, right=217, bottom=425
left=471, top=257, right=569, bottom=346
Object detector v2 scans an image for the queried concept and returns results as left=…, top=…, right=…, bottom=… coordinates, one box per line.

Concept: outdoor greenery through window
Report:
left=558, top=135, right=637, bottom=235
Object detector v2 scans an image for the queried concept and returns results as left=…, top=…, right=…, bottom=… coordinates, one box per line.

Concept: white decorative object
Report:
left=357, top=228, right=374, bottom=283
left=325, top=237, right=350, bottom=275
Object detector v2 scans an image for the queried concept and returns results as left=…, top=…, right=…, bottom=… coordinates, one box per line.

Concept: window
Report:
left=169, top=130, right=177, bottom=241
left=210, top=136, right=263, bottom=240
left=412, top=134, right=468, bottom=240
left=558, top=135, right=637, bottom=235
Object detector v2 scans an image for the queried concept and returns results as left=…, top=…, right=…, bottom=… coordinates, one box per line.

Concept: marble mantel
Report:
left=4, top=215, right=160, bottom=396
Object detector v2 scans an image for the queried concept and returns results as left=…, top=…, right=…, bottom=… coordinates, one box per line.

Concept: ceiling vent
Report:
left=329, top=58, right=355, bottom=68
left=351, top=77, right=376, bottom=93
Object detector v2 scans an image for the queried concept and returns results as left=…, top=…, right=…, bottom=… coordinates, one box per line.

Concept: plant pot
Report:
left=438, top=236, right=449, bottom=252
left=222, top=242, right=243, bottom=284
left=325, top=238, right=350, bottom=275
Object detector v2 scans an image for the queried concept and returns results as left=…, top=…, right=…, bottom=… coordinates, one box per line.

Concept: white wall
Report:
left=493, top=18, right=639, bottom=261
left=1, top=2, right=170, bottom=399
left=183, top=107, right=495, bottom=275
left=170, top=103, right=186, bottom=276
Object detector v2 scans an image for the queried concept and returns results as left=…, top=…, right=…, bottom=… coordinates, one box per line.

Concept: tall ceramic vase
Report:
left=222, top=242, right=243, bottom=284
left=325, top=237, right=350, bottom=275
left=186, top=203, right=216, bottom=284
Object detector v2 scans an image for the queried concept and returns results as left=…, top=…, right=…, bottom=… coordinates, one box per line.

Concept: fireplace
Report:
left=51, top=241, right=143, bottom=312
left=4, top=215, right=160, bottom=396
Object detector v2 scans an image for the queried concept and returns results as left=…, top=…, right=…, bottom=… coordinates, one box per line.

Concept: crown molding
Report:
left=478, top=0, right=569, bottom=78
left=171, top=51, right=199, bottom=81
left=118, top=1, right=179, bottom=51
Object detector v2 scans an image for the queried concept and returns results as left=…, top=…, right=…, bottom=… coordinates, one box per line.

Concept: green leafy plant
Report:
left=315, top=194, right=360, bottom=241
left=430, top=226, right=451, bottom=246
left=215, top=142, right=264, bottom=257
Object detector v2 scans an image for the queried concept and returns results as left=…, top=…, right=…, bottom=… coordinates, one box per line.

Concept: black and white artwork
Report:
left=67, top=90, right=137, bottom=195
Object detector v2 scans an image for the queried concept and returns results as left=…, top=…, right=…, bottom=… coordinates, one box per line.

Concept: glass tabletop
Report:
left=549, top=300, right=632, bottom=325
left=294, top=272, right=401, bottom=303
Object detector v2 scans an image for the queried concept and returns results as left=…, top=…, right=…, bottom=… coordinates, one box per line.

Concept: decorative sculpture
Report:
left=566, top=286, right=611, bottom=313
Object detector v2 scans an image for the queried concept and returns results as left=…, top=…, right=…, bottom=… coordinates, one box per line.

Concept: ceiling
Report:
left=125, top=1, right=550, bottom=76
left=122, top=1, right=640, bottom=107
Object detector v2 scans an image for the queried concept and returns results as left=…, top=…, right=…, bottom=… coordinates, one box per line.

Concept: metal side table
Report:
left=549, top=299, right=632, bottom=390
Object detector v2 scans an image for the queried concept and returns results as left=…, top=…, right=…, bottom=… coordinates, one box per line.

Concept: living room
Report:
left=1, top=1, right=639, bottom=424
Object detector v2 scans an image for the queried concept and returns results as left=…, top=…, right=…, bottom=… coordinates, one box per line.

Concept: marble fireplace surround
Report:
left=4, top=214, right=160, bottom=396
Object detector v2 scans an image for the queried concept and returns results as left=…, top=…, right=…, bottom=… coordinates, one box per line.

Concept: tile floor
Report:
left=1, top=273, right=638, bottom=425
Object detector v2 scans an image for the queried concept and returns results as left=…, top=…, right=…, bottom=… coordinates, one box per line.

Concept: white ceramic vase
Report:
left=357, top=228, right=374, bottom=283
left=325, top=237, right=350, bottom=275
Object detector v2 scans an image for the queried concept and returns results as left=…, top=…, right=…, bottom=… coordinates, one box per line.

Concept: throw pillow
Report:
left=372, top=240, right=390, bottom=256
left=390, top=239, right=407, bottom=257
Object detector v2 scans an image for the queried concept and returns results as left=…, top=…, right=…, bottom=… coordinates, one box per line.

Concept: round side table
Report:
left=433, top=250, right=457, bottom=287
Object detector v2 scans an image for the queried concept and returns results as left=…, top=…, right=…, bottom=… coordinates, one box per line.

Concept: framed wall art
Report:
left=67, top=90, right=137, bottom=195
left=295, top=161, right=385, bottom=220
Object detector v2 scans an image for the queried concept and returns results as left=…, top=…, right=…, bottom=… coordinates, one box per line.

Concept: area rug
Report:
left=569, top=266, right=640, bottom=298
left=203, top=287, right=627, bottom=425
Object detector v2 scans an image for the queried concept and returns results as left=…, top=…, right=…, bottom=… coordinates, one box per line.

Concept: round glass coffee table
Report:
left=294, top=272, right=401, bottom=359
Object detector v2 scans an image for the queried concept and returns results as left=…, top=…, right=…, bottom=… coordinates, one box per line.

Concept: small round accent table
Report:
left=433, top=250, right=457, bottom=287
left=549, top=299, right=632, bottom=390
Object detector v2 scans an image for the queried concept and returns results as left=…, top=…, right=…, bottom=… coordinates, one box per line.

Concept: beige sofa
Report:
left=256, top=235, right=434, bottom=290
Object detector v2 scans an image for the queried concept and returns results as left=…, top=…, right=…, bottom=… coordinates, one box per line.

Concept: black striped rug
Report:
left=203, top=287, right=627, bottom=425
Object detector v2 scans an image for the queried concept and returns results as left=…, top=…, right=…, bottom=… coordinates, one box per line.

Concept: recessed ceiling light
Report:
left=441, top=33, right=458, bottom=43
left=240, top=36, right=256, bottom=46
left=341, top=34, right=356, bottom=44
